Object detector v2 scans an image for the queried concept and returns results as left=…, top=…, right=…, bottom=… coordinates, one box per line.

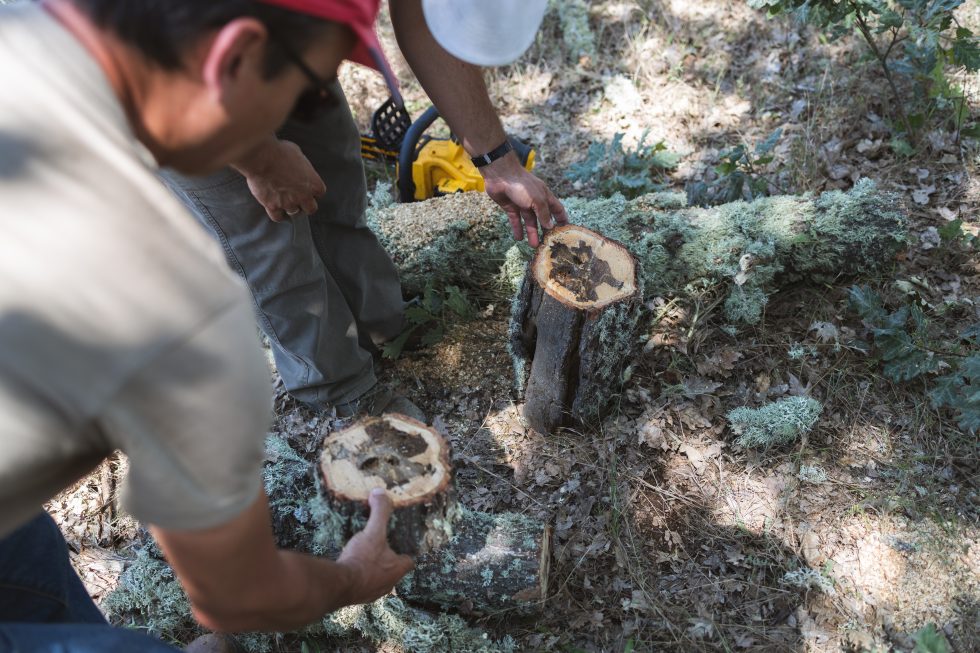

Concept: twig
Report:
left=852, top=7, right=914, bottom=137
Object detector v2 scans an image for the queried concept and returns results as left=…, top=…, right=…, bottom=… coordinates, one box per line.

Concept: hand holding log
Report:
left=335, top=488, right=415, bottom=604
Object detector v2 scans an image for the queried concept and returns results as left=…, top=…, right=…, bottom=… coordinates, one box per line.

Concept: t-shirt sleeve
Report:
left=99, top=300, right=273, bottom=531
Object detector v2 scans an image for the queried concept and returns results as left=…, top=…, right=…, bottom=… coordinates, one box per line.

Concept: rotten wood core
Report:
left=515, top=225, right=639, bottom=435
left=320, top=414, right=456, bottom=555
left=532, top=225, right=637, bottom=310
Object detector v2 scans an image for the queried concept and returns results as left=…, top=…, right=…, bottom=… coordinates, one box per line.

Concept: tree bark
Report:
left=511, top=225, right=642, bottom=434
left=397, top=507, right=551, bottom=615
left=318, top=414, right=457, bottom=556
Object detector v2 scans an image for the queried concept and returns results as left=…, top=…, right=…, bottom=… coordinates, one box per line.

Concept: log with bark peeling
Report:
left=511, top=225, right=642, bottom=434
left=319, top=414, right=457, bottom=556
left=397, top=507, right=551, bottom=615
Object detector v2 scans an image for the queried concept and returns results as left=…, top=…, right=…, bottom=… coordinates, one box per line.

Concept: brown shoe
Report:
left=184, top=634, right=247, bottom=653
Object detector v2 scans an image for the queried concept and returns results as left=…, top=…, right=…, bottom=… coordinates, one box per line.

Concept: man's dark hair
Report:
left=72, top=0, right=326, bottom=78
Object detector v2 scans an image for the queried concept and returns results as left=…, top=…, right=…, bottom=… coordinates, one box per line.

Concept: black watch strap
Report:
left=471, top=140, right=514, bottom=168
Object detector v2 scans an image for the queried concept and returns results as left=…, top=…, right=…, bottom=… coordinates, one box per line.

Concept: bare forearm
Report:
left=389, top=0, right=506, bottom=155
left=154, top=493, right=366, bottom=634
left=192, top=550, right=358, bottom=633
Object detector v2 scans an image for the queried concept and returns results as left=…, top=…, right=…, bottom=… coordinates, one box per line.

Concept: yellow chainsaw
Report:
left=360, top=97, right=535, bottom=202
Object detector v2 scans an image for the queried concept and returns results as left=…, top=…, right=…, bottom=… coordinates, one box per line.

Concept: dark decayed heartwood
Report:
left=319, top=413, right=457, bottom=556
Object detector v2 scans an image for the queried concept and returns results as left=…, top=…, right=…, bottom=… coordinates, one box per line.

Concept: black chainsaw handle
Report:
left=398, top=106, right=440, bottom=203
left=396, top=106, right=535, bottom=203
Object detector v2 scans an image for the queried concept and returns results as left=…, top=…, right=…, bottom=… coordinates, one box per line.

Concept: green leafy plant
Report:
left=849, top=285, right=979, bottom=433
left=565, top=130, right=680, bottom=199
left=748, top=0, right=980, bottom=141
left=913, top=623, right=951, bottom=653
left=687, top=128, right=782, bottom=206
left=382, top=281, right=476, bottom=359
left=938, top=218, right=977, bottom=249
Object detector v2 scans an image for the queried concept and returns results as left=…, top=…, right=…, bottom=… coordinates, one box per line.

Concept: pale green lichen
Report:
left=498, top=243, right=533, bottom=295
left=105, top=510, right=512, bottom=652
left=548, top=0, right=596, bottom=62
left=787, top=343, right=807, bottom=360
left=723, top=285, right=769, bottom=324
left=371, top=182, right=905, bottom=327
left=727, top=396, right=823, bottom=448
left=364, top=180, right=396, bottom=223
left=789, top=178, right=909, bottom=277
left=568, top=280, right=644, bottom=419
left=788, top=343, right=818, bottom=360
left=309, top=485, right=348, bottom=557
left=102, top=546, right=195, bottom=638
left=797, top=464, right=829, bottom=484
left=782, top=567, right=836, bottom=595
left=368, top=184, right=902, bottom=434
left=323, top=597, right=517, bottom=653
left=104, top=433, right=516, bottom=652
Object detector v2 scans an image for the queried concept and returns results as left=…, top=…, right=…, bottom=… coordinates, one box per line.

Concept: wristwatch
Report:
left=471, top=140, right=514, bottom=168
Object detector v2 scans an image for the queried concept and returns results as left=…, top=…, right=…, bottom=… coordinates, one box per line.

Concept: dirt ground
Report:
left=49, top=2, right=978, bottom=652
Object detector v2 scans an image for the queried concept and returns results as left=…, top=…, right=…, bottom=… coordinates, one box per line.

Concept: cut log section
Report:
left=397, top=508, right=551, bottom=615
left=511, top=225, right=642, bottom=435
left=319, top=414, right=457, bottom=556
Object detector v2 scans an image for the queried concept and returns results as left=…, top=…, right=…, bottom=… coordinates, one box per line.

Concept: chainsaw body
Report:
left=360, top=99, right=535, bottom=202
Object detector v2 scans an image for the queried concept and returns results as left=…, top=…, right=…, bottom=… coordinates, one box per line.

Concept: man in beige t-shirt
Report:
left=0, top=0, right=412, bottom=650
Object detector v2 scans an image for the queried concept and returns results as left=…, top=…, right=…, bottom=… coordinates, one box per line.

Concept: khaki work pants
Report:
left=162, top=82, right=403, bottom=409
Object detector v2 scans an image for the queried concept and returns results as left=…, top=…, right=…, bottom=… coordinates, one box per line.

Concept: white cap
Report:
left=421, top=0, right=548, bottom=66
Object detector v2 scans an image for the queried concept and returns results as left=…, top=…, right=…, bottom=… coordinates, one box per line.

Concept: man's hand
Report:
left=336, top=488, right=415, bottom=605
left=232, top=137, right=326, bottom=222
left=152, top=488, right=412, bottom=633
left=481, top=154, right=569, bottom=248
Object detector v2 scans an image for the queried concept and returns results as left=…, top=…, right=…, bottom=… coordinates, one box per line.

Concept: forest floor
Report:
left=50, top=1, right=978, bottom=652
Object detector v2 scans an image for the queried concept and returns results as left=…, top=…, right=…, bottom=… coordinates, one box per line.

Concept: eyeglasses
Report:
left=270, top=35, right=339, bottom=123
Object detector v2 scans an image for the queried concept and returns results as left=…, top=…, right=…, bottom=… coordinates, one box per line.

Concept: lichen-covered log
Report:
left=366, top=188, right=513, bottom=297
left=368, top=180, right=906, bottom=324
left=319, top=414, right=458, bottom=556
left=511, top=225, right=641, bottom=434
left=397, top=507, right=550, bottom=615
left=105, top=540, right=518, bottom=653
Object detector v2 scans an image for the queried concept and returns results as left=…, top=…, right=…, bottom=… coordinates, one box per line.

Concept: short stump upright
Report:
left=511, top=225, right=640, bottom=435
left=319, top=414, right=457, bottom=556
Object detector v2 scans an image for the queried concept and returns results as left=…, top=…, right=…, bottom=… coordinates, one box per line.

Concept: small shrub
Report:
left=565, top=131, right=680, bottom=199
left=938, top=218, right=977, bottom=250
left=727, top=396, right=823, bottom=448
left=913, top=623, right=951, bottom=653
left=687, top=128, right=782, bottom=207
left=382, top=281, right=476, bottom=359
left=748, top=0, right=980, bottom=140
left=849, top=285, right=979, bottom=433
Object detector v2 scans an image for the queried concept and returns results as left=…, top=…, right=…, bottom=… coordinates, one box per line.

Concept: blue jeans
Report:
left=0, top=513, right=179, bottom=652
